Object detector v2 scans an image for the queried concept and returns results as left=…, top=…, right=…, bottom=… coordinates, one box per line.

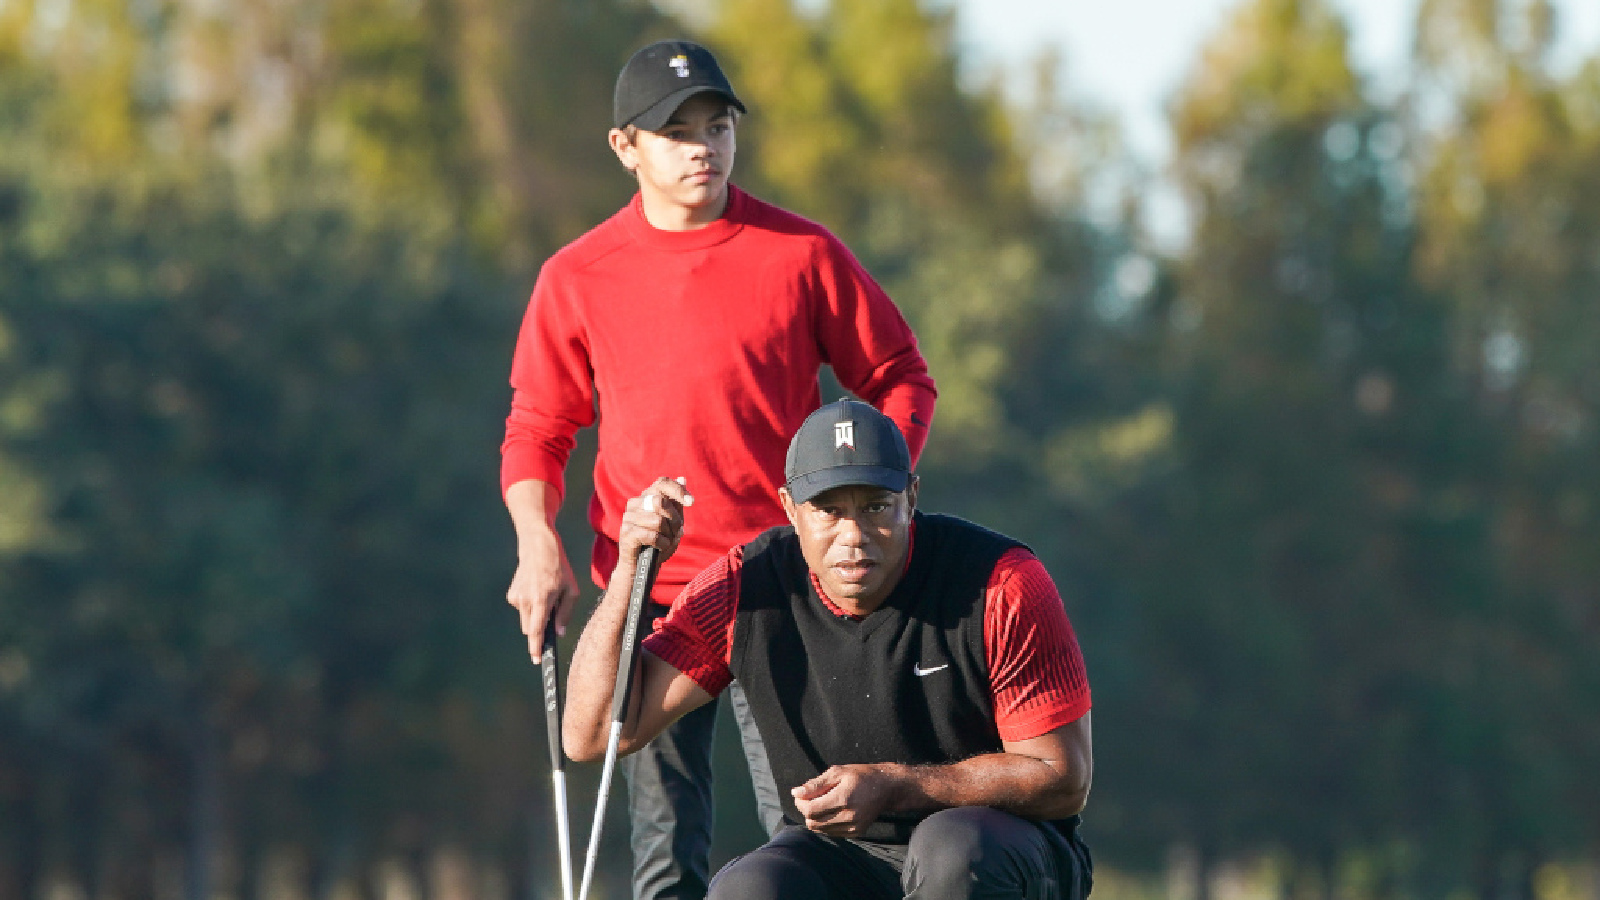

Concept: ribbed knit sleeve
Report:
left=984, top=548, right=1092, bottom=742
left=641, top=546, right=744, bottom=697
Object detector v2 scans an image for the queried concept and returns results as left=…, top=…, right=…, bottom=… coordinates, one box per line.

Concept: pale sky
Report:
left=952, top=0, right=1600, bottom=163
left=948, top=0, right=1600, bottom=245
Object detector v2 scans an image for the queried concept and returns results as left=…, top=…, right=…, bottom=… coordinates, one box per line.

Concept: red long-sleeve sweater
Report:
left=502, top=186, right=937, bottom=600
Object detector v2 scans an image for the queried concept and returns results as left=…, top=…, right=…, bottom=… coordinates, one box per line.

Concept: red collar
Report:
left=621, top=185, right=747, bottom=251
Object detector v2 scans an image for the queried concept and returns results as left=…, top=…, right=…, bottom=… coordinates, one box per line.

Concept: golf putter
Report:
left=541, top=622, right=574, bottom=900
left=576, top=544, right=659, bottom=900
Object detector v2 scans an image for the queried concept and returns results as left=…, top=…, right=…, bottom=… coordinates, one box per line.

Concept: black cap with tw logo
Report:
left=613, top=40, right=747, bottom=132
left=784, top=399, right=912, bottom=505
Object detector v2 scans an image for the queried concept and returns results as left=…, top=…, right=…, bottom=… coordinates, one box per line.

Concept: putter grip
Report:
left=608, top=545, right=658, bottom=726
left=541, top=623, right=563, bottom=773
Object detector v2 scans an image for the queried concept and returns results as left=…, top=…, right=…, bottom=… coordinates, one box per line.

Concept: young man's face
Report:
left=779, top=480, right=918, bottom=615
left=610, top=92, right=737, bottom=218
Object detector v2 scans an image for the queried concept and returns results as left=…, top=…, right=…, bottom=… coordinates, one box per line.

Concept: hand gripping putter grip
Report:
left=577, top=545, right=659, bottom=900
left=541, top=623, right=574, bottom=900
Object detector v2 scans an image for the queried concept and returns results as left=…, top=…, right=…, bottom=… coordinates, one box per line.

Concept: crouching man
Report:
left=563, top=399, right=1094, bottom=900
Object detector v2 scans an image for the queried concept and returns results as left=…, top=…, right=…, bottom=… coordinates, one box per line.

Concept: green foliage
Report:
left=1081, top=0, right=1600, bottom=888
left=1406, top=0, right=1600, bottom=879
left=0, top=159, right=545, bottom=874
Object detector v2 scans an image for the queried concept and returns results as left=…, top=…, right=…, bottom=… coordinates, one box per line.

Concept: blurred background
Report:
left=1, top=0, right=1598, bottom=898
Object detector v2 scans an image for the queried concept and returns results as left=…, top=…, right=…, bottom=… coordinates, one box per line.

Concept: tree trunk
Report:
left=187, top=718, right=223, bottom=900
left=1, top=774, right=42, bottom=900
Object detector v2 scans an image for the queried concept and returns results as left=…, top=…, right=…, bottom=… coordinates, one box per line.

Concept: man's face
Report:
left=610, top=93, right=736, bottom=216
left=780, top=480, right=918, bottom=615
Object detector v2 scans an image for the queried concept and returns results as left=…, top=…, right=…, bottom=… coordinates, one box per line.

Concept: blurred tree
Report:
left=1144, top=0, right=1405, bottom=878
left=1083, top=0, right=1600, bottom=893
left=0, top=158, right=547, bottom=896
left=1409, top=0, right=1600, bottom=889
left=0, top=0, right=674, bottom=273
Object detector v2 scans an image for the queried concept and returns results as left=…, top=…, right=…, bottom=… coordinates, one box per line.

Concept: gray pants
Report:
left=706, top=807, right=1092, bottom=900
left=621, top=680, right=785, bottom=900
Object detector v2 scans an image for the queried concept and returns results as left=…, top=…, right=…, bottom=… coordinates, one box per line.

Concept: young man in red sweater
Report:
left=501, top=40, right=937, bottom=900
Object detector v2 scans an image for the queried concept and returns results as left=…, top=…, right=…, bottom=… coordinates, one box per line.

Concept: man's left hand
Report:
left=791, top=764, right=905, bottom=836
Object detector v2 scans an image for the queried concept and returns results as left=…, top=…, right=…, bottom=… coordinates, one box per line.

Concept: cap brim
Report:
left=785, top=465, right=910, bottom=505
left=629, top=86, right=746, bottom=131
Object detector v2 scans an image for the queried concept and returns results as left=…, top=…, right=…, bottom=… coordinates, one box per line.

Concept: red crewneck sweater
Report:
left=502, top=186, right=937, bottom=601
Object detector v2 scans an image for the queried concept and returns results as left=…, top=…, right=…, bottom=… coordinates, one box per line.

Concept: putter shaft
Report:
left=576, top=546, right=658, bottom=900
left=542, top=627, right=575, bottom=900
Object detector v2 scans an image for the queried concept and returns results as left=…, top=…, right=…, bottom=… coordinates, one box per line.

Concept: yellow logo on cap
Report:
left=669, top=54, right=690, bottom=77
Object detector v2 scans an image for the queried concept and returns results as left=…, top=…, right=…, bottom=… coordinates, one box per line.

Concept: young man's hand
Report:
left=508, top=526, right=579, bottom=654
left=505, top=479, right=579, bottom=659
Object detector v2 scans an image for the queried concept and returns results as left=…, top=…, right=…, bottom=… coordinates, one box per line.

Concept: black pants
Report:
left=706, top=807, right=1092, bottom=900
left=621, top=680, right=785, bottom=900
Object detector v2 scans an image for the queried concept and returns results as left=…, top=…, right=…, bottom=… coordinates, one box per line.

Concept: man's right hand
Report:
left=507, top=522, right=580, bottom=661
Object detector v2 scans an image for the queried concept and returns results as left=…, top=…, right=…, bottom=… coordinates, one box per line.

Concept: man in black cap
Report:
left=563, top=400, right=1094, bottom=900
left=500, top=40, right=938, bottom=900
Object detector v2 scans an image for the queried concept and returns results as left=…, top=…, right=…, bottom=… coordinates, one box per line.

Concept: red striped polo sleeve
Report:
left=985, top=548, right=1092, bottom=742
left=641, top=546, right=744, bottom=697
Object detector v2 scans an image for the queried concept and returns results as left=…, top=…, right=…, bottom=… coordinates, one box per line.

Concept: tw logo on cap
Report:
left=834, top=421, right=854, bottom=450
left=669, top=55, right=690, bottom=77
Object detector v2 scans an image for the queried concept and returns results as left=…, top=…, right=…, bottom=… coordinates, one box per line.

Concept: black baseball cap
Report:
left=614, top=40, right=747, bottom=132
left=784, top=400, right=912, bottom=505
